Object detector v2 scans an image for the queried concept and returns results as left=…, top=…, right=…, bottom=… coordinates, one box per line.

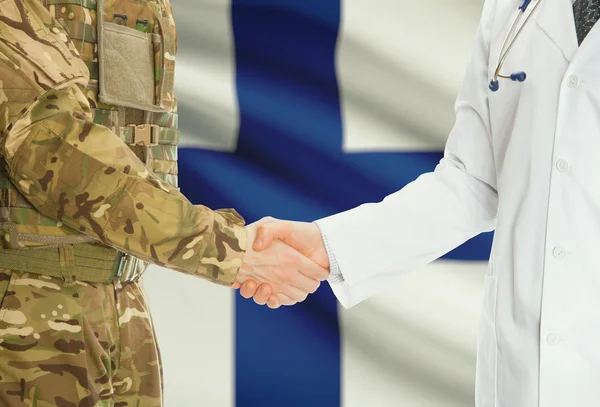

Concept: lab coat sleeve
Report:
left=316, top=0, right=499, bottom=309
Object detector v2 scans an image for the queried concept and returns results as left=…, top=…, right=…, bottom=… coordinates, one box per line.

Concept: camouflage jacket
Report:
left=0, top=0, right=246, bottom=285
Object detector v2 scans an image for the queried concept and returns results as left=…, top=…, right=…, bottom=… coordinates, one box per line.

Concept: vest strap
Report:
left=58, top=245, right=77, bottom=286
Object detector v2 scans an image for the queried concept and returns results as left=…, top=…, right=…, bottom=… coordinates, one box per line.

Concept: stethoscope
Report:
left=489, top=0, right=542, bottom=92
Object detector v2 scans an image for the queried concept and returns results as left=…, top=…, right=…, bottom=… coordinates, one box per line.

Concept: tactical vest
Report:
left=0, top=0, right=179, bottom=251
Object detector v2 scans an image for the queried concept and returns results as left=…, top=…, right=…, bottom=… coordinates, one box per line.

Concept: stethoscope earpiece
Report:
left=510, top=71, right=527, bottom=82
left=489, top=80, right=500, bottom=92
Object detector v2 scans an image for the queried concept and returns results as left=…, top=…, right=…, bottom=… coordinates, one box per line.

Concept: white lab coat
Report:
left=316, top=0, right=600, bottom=406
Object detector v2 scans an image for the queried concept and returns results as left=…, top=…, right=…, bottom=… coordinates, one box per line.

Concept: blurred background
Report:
left=142, top=0, right=491, bottom=406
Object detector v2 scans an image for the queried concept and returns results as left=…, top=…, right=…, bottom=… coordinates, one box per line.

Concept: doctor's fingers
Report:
left=270, top=293, right=294, bottom=308
left=283, top=267, right=320, bottom=298
left=279, top=284, right=309, bottom=303
left=267, top=293, right=283, bottom=309
left=270, top=245, right=323, bottom=293
left=293, top=249, right=330, bottom=282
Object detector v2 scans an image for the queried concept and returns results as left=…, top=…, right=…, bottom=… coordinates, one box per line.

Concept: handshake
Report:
left=232, top=217, right=330, bottom=309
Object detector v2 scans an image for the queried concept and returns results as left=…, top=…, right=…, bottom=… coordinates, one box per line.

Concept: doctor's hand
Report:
left=233, top=221, right=329, bottom=307
left=233, top=218, right=330, bottom=308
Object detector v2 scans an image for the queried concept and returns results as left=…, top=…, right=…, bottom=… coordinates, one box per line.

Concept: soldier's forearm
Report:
left=3, top=84, right=247, bottom=285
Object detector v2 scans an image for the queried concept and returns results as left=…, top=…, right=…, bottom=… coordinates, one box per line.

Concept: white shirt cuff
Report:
left=314, top=221, right=345, bottom=283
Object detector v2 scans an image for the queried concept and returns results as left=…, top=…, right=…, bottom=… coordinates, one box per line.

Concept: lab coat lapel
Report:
left=535, top=0, right=578, bottom=61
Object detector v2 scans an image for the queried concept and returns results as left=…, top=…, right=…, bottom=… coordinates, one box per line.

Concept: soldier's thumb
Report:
left=252, top=223, right=276, bottom=251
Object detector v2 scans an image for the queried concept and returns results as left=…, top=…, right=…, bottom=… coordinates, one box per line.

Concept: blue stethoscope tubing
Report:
left=489, top=0, right=542, bottom=91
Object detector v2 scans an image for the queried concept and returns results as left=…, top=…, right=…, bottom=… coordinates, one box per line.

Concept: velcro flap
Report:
left=98, top=22, right=156, bottom=109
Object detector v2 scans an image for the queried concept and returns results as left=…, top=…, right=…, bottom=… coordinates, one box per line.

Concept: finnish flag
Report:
left=144, top=0, right=491, bottom=405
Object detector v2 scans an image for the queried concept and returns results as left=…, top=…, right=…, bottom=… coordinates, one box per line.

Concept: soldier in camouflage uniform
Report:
left=0, top=0, right=328, bottom=405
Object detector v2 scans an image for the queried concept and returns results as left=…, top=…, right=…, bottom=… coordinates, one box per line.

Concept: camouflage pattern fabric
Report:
left=0, top=0, right=247, bottom=286
left=0, top=1, right=248, bottom=404
left=47, top=0, right=99, bottom=81
left=0, top=268, right=163, bottom=407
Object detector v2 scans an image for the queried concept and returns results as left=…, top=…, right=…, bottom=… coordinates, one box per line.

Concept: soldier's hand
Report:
left=234, top=218, right=330, bottom=308
left=234, top=222, right=329, bottom=308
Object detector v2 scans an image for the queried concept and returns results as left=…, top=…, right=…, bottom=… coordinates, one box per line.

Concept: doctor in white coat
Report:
left=236, top=0, right=600, bottom=405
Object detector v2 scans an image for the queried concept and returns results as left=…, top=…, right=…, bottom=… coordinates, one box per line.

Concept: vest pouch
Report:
left=97, top=0, right=167, bottom=112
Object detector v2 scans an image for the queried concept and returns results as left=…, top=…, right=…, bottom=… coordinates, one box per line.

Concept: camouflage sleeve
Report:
left=0, top=0, right=246, bottom=286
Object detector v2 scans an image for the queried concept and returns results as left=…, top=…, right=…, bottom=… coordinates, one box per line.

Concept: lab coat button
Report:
left=553, top=246, right=566, bottom=260
left=556, top=159, right=569, bottom=172
left=547, top=334, right=561, bottom=346
left=567, top=75, right=579, bottom=88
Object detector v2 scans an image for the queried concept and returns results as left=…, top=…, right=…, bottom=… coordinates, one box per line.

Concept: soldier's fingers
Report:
left=253, top=284, right=273, bottom=306
left=253, top=225, right=275, bottom=251
left=232, top=282, right=241, bottom=290
left=240, top=280, right=258, bottom=299
left=253, top=221, right=294, bottom=252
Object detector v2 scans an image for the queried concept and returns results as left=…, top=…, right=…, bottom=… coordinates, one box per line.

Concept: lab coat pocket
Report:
left=475, top=262, right=498, bottom=407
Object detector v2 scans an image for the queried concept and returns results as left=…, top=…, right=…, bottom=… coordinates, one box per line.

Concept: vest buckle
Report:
left=113, top=251, right=142, bottom=283
left=127, top=124, right=159, bottom=147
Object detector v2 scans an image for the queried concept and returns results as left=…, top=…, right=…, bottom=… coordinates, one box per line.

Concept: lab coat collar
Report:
left=535, top=0, right=578, bottom=62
